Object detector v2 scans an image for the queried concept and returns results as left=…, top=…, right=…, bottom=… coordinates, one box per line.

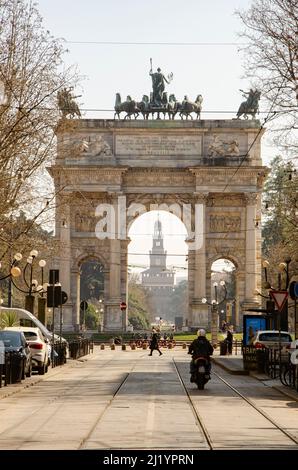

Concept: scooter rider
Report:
left=188, top=329, right=214, bottom=381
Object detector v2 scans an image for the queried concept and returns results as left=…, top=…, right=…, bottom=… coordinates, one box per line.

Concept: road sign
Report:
left=80, top=300, right=88, bottom=311
left=61, top=291, right=68, bottom=305
left=270, top=290, right=288, bottom=312
left=289, top=281, right=298, bottom=300
left=120, top=302, right=127, bottom=311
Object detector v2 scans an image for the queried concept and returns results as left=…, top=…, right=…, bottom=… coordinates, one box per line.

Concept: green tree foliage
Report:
left=80, top=261, right=104, bottom=302
left=0, top=311, right=19, bottom=329
left=262, top=156, right=298, bottom=258
left=128, top=281, right=150, bottom=330
left=81, top=304, right=99, bottom=330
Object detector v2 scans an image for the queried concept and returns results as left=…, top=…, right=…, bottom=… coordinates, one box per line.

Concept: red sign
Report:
left=120, top=302, right=127, bottom=311
left=270, top=290, right=288, bottom=312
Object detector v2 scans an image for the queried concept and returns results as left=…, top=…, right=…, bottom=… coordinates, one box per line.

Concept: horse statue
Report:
left=179, top=94, right=203, bottom=120
left=236, top=89, right=261, bottom=119
left=137, top=95, right=150, bottom=120
left=167, top=94, right=181, bottom=120
left=114, top=93, right=139, bottom=119
left=57, top=87, right=81, bottom=118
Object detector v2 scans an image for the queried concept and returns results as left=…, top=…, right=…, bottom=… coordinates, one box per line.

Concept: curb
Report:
left=211, top=357, right=249, bottom=375
left=250, top=371, right=298, bottom=402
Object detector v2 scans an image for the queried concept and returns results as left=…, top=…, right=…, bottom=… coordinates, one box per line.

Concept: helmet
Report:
left=197, top=329, right=206, bottom=337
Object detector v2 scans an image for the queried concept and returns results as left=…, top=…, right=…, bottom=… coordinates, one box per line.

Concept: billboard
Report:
left=243, top=315, right=267, bottom=346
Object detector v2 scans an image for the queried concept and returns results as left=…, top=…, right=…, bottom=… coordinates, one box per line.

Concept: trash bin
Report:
left=220, top=340, right=227, bottom=356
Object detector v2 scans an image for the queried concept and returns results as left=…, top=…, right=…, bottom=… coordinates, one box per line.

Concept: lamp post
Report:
left=0, top=253, right=23, bottom=305
left=202, top=280, right=227, bottom=346
left=9, top=250, right=47, bottom=315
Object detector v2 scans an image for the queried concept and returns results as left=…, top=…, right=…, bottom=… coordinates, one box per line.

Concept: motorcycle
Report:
left=191, top=356, right=210, bottom=390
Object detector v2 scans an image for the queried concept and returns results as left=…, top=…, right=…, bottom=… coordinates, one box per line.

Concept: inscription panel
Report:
left=116, top=135, right=202, bottom=156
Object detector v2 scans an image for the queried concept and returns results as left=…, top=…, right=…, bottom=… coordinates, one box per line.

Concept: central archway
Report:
left=128, top=210, right=188, bottom=330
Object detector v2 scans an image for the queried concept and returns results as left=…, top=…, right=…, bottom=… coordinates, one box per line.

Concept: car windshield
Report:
left=0, top=331, right=22, bottom=348
left=258, top=333, right=292, bottom=342
left=23, top=331, right=38, bottom=341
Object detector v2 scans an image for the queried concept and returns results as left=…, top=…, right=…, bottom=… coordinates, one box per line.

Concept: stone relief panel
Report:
left=59, top=133, right=113, bottom=159
left=203, top=133, right=246, bottom=157
left=209, top=214, right=241, bottom=232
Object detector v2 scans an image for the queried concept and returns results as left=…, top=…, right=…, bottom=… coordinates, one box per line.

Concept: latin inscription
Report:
left=115, top=135, right=202, bottom=156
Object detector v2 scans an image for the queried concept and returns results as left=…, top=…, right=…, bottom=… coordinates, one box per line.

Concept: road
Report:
left=0, top=347, right=297, bottom=450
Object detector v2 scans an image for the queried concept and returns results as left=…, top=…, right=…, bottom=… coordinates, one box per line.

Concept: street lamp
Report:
left=202, top=280, right=227, bottom=346
left=9, top=250, right=47, bottom=315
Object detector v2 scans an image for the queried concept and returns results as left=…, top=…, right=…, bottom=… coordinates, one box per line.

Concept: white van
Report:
left=0, top=307, right=69, bottom=353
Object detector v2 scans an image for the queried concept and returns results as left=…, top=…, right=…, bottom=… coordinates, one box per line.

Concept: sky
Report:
left=37, top=0, right=274, bottom=277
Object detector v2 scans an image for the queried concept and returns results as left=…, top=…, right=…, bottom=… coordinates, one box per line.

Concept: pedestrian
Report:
left=226, top=326, right=233, bottom=354
left=148, top=328, right=163, bottom=356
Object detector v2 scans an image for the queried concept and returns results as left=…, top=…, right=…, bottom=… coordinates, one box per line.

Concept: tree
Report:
left=0, top=0, right=79, bottom=240
left=237, top=0, right=298, bottom=152
left=262, top=156, right=298, bottom=257
left=128, top=280, right=151, bottom=330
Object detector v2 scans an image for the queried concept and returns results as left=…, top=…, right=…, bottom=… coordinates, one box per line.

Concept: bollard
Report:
left=168, top=342, right=173, bottom=349
left=122, top=344, right=126, bottom=351
left=100, top=344, right=105, bottom=350
left=182, top=343, right=187, bottom=349
left=111, top=344, right=115, bottom=350
left=131, top=343, right=136, bottom=350
left=142, top=343, right=147, bottom=350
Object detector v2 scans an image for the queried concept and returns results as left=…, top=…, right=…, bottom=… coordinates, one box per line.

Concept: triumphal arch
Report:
left=50, top=82, right=267, bottom=331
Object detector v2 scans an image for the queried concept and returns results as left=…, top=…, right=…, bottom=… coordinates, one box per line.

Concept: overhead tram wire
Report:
left=65, top=40, right=248, bottom=47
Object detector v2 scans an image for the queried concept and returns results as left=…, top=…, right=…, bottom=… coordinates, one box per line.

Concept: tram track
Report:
left=212, top=369, right=298, bottom=446
left=78, top=353, right=148, bottom=449
left=0, top=353, right=138, bottom=447
left=173, top=357, right=298, bottom=448
left=172, top=358, right=213, bottom=450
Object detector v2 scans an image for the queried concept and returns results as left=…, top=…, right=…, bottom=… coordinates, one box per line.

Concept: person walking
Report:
left=226, top=326, right=234, bottom=354
left=148, top=328, right=163, bottom=356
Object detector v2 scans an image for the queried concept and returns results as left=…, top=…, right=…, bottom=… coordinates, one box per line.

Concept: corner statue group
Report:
left=149, top=58, right=173, bottom=107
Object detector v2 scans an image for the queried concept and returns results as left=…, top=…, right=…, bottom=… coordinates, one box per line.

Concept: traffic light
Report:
left=47, top=285, right=61, bottom=308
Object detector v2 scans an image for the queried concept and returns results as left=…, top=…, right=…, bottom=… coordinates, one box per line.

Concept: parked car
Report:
left=4, top=327, right=49, bottom=375
left=0, top=330, right=32, bottom=382
left=253, top=330, right=293, bottom=349
left=0, top=307, right=69, bottom=358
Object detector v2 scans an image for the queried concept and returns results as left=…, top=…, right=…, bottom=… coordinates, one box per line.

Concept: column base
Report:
left=189, top=303, right=209, bottom=329
left=104, top=301, right=124, bottom=331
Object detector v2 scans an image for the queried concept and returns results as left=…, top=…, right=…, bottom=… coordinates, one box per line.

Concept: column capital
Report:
left=194, top=192, right=209, bottom=204
left=244, top=192, right=259, bottom=205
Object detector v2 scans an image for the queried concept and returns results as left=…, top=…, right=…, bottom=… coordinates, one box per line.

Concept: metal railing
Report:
left=68, top=338, right=94, bottom=360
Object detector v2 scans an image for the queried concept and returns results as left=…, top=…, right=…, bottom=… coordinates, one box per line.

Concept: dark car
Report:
left=0, top=330, right=32, bottom=383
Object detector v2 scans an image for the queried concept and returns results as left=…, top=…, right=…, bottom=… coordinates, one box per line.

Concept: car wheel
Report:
left=38, top=363, right=46, bottom=375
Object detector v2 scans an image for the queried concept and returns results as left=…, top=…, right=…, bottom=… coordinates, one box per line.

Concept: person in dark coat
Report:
left=226, top=326, right=233, bottom=354
left=148, top=328, right=162, bottom=356
left=188, top=329, right=214, bottom=380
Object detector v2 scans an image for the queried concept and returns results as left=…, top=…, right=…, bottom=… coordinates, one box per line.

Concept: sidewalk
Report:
left=0, top=355, right=91, bottom=400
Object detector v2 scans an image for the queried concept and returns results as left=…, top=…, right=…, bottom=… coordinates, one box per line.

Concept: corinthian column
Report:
left=188, top=193, right=209, bottom=328
left=245, top=193, right=259, bottom=302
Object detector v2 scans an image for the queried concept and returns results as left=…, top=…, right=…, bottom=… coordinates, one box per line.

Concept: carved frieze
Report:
left=208, top=135, right=240, bottom=157
left=209, top=214, right=241, bottom=232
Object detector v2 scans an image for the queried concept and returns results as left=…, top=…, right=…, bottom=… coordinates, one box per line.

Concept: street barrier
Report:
left=68, top=339, right=94, bottom=360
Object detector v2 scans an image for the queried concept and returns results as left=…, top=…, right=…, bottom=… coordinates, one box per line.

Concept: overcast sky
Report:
left=37, top=0, right=273, bottom=277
